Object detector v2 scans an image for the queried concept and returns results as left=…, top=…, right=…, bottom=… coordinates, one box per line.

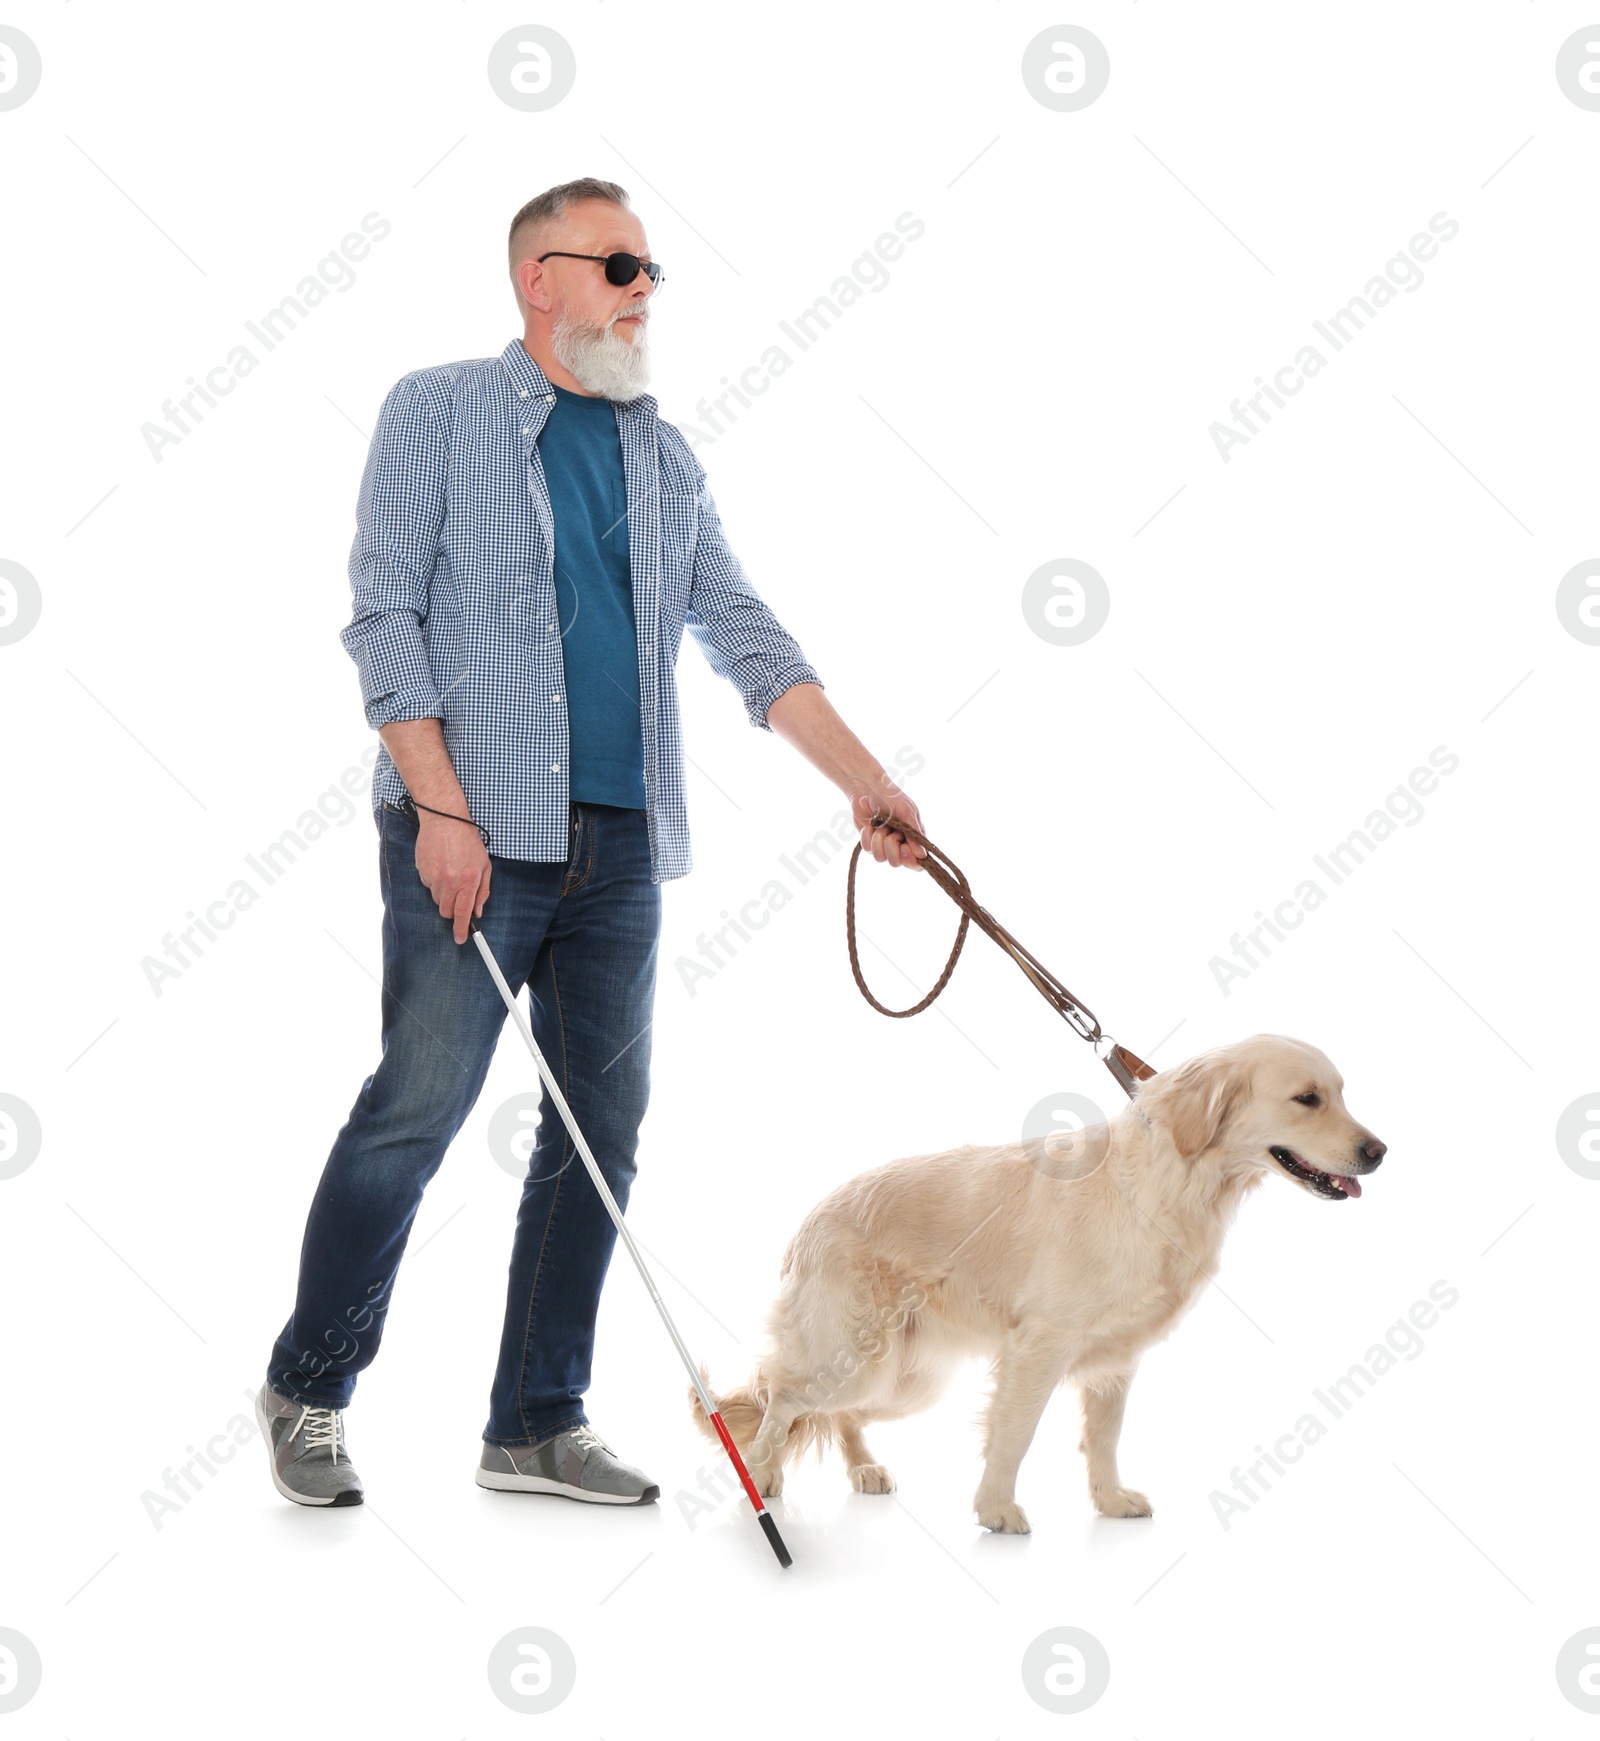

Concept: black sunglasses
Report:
left=537, top=250, right=665, bottom=288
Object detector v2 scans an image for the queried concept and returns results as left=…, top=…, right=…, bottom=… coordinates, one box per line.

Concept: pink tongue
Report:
left=1336, top=1175, right=1362, bottom=1199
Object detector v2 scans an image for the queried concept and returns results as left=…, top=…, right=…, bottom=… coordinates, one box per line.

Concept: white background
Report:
left=2, top=2, right=1597, bottom=1733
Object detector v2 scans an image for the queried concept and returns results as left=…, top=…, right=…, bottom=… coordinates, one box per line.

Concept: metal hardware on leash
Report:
left=845, top=813, right=1157, bottom=1100
left=467, top=914, right=792, bottom=1570
left=1095, top=1031, right=1147, bottom=1097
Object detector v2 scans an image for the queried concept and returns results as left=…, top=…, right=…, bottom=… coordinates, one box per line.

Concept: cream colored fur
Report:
left=690, top=1033, right=1384, bottom=1534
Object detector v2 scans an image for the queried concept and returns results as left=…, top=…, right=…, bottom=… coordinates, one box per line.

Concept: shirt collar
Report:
left=499, top=336, right=657, bottom=418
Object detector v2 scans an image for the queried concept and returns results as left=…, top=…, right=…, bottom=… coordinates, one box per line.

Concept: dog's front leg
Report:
left=973, top=1329, right=1067, bottom=1535
left=1079, top=1373, right=1152, bottom=1518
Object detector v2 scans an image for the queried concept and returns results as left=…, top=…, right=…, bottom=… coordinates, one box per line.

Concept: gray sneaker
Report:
left=255, top=1382, right=364, bottom=1507
left=476, top=1423, right=659, bottom=1504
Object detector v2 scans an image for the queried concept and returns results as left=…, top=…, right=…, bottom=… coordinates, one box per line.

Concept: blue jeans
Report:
left=267, top=797, right=660, bottom=1446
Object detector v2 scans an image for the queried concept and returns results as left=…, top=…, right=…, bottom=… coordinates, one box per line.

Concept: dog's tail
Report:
left=687, top=1361, right=837, bottom=1465
left=687, top=1359, right=765, bottom=1452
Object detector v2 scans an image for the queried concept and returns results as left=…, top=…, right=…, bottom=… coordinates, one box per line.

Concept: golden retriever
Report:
left=690, top=1034, right=1385, bottom=1533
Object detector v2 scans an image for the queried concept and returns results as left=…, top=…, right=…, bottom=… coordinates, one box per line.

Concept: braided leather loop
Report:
left=844, top=823, right=972, bottom=1017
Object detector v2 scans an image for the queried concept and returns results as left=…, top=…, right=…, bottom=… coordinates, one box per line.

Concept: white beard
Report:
left=549, top=302, right=651, bottom=401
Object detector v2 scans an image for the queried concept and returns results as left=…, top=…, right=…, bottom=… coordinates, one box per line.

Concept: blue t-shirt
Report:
left=538, top=382, right=647, bottom=809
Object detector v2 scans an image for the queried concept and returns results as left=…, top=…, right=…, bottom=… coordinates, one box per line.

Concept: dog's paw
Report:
left=1093, top=1486, right=1153, bottom=1518
left=975, top=1497, right=1031, bottom=1534
left=848, top=1463, right=896, bottom=1495
left=752, top=1465, right=784, bottom=1498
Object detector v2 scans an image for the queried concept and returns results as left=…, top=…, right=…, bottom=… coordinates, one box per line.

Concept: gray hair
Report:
left=508, top=178, right=632, bottom=308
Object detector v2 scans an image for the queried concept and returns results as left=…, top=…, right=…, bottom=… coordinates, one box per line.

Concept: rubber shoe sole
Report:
left=475, top=1465, right=659, bottom=1504
left=254, top=1389, right=364, bottom=1507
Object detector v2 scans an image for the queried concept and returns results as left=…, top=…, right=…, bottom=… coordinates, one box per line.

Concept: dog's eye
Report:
left=1293, top=1092, right=1320, bottom=1107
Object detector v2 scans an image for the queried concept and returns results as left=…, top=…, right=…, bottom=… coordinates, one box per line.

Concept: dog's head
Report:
left=1133, top=1034, right=1385, bottom=1201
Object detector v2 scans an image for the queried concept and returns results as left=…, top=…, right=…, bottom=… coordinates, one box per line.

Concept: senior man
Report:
left=257, top=177, right=925, bottom=1508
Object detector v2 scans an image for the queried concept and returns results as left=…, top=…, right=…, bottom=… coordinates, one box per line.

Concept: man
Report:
left=258, top=178, right=926, bottom=1508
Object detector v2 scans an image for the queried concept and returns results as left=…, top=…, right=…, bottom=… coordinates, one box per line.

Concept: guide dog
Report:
left=690, top=1034, right=1385, bottom=1533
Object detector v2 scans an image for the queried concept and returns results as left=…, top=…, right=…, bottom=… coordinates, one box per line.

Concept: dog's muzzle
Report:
left=1268, top=1144, right=1382, bottom=1200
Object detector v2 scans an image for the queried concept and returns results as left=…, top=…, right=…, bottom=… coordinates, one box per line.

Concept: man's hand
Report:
left=415, top=815, right=492, bottom=944
left=377, top=719, right=493, bottom=944
left=850, top=783, right=927, bottom=871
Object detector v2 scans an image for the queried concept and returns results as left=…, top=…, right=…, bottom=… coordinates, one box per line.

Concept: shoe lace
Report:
left=568, top=1424, right=612, bottom=1456
left=289, top=1404, right=346, bottom=1464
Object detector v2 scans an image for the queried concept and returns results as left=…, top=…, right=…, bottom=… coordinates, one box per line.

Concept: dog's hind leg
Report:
left=744, top=1386, right=817, bottom=1498
left=1079, top=1372, right=1152, bottom=1518
left=835, top=1414, right=896, bottom=1494
left=836, top=1355, right=951, bottom=1494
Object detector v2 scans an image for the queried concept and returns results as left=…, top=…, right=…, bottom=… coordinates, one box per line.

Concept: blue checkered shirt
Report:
left=341, top=337, right=821, bottom=881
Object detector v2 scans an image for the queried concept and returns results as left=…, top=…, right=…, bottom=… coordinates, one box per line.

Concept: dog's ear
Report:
left=1137, top=1052, right=1252, bottom=1161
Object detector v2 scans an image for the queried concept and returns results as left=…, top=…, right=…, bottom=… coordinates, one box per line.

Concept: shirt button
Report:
left=521, top=426, right=530, bottom=436
left=519, top=390, right=528, bottom=399
left=551, top=762, right=561, bottom=774
left=543, top=395, right=554, bottom=403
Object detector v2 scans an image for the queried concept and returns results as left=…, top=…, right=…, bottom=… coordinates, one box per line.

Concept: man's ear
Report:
left=1137, top=1052, right=1252, bottom=1161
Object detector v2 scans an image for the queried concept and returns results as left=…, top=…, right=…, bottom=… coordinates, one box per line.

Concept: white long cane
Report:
left=468, top=914, right=792, bottom=1569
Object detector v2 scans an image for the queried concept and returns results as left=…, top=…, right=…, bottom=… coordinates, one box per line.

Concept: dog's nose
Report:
left=1359, top=1137, right=1386, bottom=1167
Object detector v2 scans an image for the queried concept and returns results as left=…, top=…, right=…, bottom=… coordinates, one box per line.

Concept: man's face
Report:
left=525, top=200, right=656, bottom=397
left=531, top=201, right=654, bottom=332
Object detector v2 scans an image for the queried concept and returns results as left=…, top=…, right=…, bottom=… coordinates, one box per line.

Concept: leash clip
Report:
left=1096, top=1032, right=1142, bottom=1098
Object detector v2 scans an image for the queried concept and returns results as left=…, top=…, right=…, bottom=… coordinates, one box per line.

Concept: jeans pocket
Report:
left=379, top=798, right=417, bottom=890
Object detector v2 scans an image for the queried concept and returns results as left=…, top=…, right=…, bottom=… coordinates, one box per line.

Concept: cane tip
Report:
left=759, top=1511, right=793, bottom=1569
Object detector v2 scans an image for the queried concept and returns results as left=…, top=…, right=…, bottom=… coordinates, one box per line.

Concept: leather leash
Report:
left=845, top=815, right=1158, bottom=1099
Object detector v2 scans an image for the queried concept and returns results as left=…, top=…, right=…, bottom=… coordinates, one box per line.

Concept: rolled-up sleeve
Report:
left=683, top=472, right=821, bottom=731
left=340, top=373, right=447, bottom=729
